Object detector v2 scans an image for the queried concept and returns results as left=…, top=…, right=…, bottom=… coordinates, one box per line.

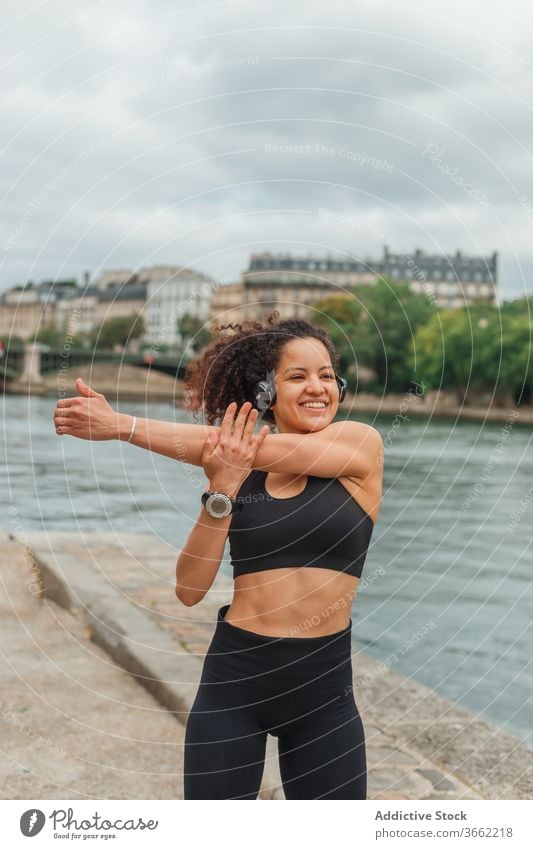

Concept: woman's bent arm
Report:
left=175, top=507, right=233, bottom=606
left=118, top=415, right=382, bottom=481
left=252, top=420, right=383, bottom=481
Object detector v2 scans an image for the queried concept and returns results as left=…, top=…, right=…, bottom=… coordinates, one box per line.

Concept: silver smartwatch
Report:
left=201, top=490, right=243, bottom=518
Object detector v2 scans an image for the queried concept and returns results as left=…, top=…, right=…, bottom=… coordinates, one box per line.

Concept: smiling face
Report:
left=270, top=337, right=339, bottom=434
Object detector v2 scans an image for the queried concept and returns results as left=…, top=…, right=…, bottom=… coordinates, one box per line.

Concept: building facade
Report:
left=209, top=248, right=498, bottom=326
left=210, top=282, right=246, bottom=329
left=144, top=267, right=215, bottom=348
left=0, top=280, right=78, bottom=340
left=0, top=264, right=216, bottom=345
left=382, top=247, right=497, bottom=308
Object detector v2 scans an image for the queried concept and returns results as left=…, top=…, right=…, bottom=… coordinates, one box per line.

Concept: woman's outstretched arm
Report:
left=55, top=380, right=382, bottom=480
left=53, top=378, right=217, bottom=464
left=119, top=414, right=216, bottom=464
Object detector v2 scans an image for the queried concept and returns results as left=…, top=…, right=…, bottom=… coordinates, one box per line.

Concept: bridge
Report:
left=1, top=343, right=191, bottom=387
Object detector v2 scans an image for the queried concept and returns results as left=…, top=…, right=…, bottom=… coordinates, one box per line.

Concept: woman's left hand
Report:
left=201, top=401, right=269, bottom=496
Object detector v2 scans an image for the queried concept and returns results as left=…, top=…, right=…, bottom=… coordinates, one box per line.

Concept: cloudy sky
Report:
left=1, top=0, right=533, bottom=300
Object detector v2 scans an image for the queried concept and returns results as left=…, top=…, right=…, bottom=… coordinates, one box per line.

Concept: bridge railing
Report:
left=1, top=344, right=190, bottom=382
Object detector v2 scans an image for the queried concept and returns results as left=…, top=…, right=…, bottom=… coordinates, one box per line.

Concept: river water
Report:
left=2, top=394, right=531, bottom=744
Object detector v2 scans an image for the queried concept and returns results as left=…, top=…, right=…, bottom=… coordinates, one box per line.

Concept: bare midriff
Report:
left=225, top=567, right=359, bottom=637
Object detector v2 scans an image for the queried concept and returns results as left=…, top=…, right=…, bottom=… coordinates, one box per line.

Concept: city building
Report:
left=0, top=279, right=79, bottom=339
left=0, top=264, right=216, bottom=344
left=144, top=266, right=215, bottom=348
left=382, top=247, right=497, bottom=308
left=94, top=283, right=147, bottom=326
left=209, top=247, right=498, bottom=326
left=210, top=282, right=247, bottom=329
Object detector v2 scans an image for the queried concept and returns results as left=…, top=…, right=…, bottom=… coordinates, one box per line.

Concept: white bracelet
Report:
left=127, top=415, right=137, bottom=443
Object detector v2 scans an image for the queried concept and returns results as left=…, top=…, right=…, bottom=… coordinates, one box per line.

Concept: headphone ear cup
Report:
left=336, top=375, right=347, bottom=402
left=254, top=378, right=276, bottom=410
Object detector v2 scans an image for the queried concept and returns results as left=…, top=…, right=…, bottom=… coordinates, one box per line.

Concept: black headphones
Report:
left=254, top=371, right=347, bottom=411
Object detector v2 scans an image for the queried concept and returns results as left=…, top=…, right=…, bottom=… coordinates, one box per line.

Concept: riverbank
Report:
left=4, top=362, right=181, bottom=404
left=341, top=388, right=533, bottom=425
left=4, top=362, right=532, bottom=425
left=0, top=532, right=184, bottom=799
left=4, top=530, right=531, bottom=800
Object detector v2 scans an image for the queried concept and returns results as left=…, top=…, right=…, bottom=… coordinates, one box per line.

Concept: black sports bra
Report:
left=228, top=469, right=374, bottom=579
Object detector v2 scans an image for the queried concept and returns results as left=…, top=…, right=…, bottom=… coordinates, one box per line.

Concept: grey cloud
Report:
left=1, top=0, right=532, bottom=298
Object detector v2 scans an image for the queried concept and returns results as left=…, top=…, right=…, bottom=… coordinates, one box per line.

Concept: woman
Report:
left=54, top=312, right=383, bottom=800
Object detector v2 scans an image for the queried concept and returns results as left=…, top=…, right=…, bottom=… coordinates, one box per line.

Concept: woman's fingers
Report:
left=220, top=401, right=237, bottom=437
left=234, top=401, right=252, bottom=431
left=220, top=401, right=264, bottom=450
left=221, top=401, right=252, bottom=436
left=242, top=406, right=258, bottom=439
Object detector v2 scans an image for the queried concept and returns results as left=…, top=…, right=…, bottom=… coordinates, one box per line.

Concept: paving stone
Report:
left=364, top=723, right=397, bottom=747
left=367, top=746, right=420, bottom=767
left=368, top=767, right=435, bottom=798
left=416, top=767, right=457, bottom=792
left=371, top=792, right=410, bottom=800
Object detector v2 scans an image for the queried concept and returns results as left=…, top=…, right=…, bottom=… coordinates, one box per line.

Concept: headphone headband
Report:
left=254, top=372, right=347, bottom=411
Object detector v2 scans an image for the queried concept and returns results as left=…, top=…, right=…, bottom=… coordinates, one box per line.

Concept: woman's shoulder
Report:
left=325, top=418, right=382, bottom=443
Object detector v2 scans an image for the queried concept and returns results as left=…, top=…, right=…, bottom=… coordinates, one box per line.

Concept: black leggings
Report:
left=183, top=604, right=366, bottom=800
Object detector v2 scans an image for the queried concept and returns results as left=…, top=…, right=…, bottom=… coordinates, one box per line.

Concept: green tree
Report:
left=33, top=323, right=64, bottom=347
left=177, top=312, right=211, bottom=352
left=312, top=296, right=363, bottom=326
left=316, top=278, right=436, bottom=392
left=412, top=307, right=498, bottom=394
left=499, top=295, right=533, bottom=318
left=312, top=296, right=364, bottom=377
left=90, top=314, right=145, bottom=350
left=484, top=313, right=533, bottom=402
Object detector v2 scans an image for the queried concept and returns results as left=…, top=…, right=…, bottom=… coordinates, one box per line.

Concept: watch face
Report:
left=206, top=493, right=232, bottom=518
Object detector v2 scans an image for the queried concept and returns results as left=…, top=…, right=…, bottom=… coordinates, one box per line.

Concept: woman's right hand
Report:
left=201, top=401, right=269, bottom=497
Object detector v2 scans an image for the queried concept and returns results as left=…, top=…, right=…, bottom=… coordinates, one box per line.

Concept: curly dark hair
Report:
left=183, top=310, right=340, bottom=428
